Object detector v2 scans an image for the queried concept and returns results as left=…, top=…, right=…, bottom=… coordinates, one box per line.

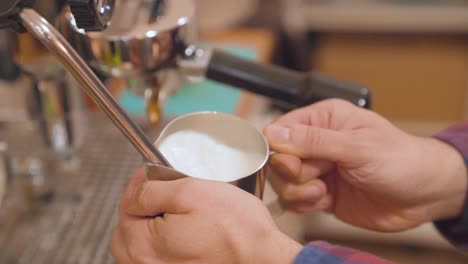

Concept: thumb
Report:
left=264, top=123, right=353, bottom=162
left=120, top=177, right=193, bottom=217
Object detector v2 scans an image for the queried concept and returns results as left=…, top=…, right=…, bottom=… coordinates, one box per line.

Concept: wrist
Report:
left=420, top=138, right=467, bottom=222
left=253, top=229, right=303, bottom=264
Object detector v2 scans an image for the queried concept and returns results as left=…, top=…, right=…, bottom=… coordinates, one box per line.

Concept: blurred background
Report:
left=1, top=0, right=468, bottom=263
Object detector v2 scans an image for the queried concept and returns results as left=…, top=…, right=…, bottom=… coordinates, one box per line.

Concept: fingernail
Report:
left=266, top=125, right=290, bottom=144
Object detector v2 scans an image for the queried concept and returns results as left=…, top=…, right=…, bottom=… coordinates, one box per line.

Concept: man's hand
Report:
left=111, top=170, right=302, bottom=264
left=264, top=99, right=467, bottom=232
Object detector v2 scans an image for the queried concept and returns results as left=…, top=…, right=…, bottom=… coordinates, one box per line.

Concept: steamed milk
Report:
left=159, top=130, right=265, bottom=182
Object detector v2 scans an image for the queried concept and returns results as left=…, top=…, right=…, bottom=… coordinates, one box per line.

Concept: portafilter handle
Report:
left=206, top=50, right=372, bottom=109
left=180, top=46, right=372, bottom=110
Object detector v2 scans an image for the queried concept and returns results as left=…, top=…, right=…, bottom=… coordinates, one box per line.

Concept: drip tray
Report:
left=0, top=114, right=163, bottom=264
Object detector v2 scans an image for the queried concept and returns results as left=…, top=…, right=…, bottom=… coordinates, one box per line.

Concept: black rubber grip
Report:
left=69, top=0, right=114, bottom=31
left=206, top=50, right=372, bottom=109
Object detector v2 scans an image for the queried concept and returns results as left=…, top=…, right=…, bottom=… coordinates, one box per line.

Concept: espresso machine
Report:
left=0, top=0, right=371, bottom=262
left=57, top=0, right=371, bottom=124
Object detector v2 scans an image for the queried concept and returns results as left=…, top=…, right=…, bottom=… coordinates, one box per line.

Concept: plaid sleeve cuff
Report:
left=433, top=122, right=468, bottom=250
left=433, top=122, right=468, bottom=165
left=294, top=242, right=393, bottom=264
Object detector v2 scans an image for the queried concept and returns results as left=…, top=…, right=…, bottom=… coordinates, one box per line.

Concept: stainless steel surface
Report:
left=32, top=77, right=76, bottom=157
left=153, top=112, right=269, bottom=199
left=0, top=115, right=154, bottom=264
left=96, top=0, right=116, bottom=25
left=146, top=162, right=189, bottom=181
left=19, top=8, right=169, bottom=166
left=17, top=157, right=52, bottom=203
left=25, top=61, right=85, bottom=162
left=59, top=0, right=196, bottom=77
left=178, top=45, right=212, bottom=81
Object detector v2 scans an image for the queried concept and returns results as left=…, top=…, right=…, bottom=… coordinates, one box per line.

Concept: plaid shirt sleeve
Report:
left=294, top=242, right=394, bottom=264
left=433, top=122, right=468, bottom=250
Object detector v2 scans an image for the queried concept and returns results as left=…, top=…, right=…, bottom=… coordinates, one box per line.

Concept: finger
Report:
left=123, top=168, right=147, bottom=202
left=264, top=123, right=353, bottom=161
left=110, top=228, right=133, bottom=264
left=269, top=154, right=334, bottom=184
left=269, top=99, right=358, bottom=128
left=269, top=154, right=301, bottom=181
left=121, top=178, right=194, bottom=217
left=119, top=168, right=147, bottom=216
left=269, top=176, right=327, bottom=204
left=288, top=194, right=334, bottom=214
left=301, top=160, right=335, bottom=182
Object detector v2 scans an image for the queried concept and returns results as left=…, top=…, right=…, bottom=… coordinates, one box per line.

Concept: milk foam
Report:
left=158, top=130, right=265, bottom=182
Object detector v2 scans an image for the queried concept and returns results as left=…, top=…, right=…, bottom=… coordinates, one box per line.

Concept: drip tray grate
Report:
left=0, top=115, right=162, bottom=264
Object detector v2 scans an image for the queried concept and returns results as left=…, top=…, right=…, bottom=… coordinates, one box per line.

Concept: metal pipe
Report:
left=18, top=8, right=170, bottom=166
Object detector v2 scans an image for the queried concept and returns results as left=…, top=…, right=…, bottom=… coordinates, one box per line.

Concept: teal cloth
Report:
left=118, top=47, right=257, bottom=117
